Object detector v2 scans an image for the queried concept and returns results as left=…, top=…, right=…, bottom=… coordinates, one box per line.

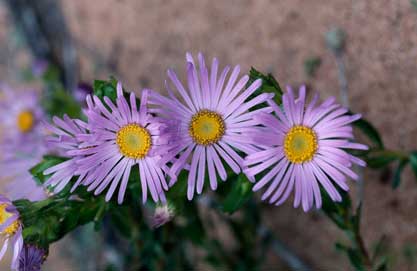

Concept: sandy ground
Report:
left=1, top=0, right=417, bottom=270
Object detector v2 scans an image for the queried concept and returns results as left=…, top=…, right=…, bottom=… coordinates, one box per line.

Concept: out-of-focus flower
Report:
left=73, top=82, right=93, bottom=104
left=148, top=52, right=272, bottom=200
left=18, top=245, right=46, bottom=271
left=151, top=204, right=175, bottom=228
left=244, top=86, right=368, bottom=211
left=31, top=59, right=49, bottom=78
left=50, top=83, right=173, bottom=204
left=0, top=195, right=23, bottom=270
left=0, top=87, right=47, bottom=201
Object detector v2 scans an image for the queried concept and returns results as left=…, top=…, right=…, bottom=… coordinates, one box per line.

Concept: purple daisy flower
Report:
left=65, top=83, right=172, bottom=204
left=148, top=52, right=273, bottom=200
left=18, top=245, right=46, bottom=271
left=244, top=86, right=368, bottom=211
left=0, top=195, right=23, bottom=270
left=42, top=115, right=90, bottom=193
left=0, top=86, right=48, bottom=201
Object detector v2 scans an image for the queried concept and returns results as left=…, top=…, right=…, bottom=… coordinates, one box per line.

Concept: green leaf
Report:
left=321, top=186, right=351, bottom=230
left=365, top=150, right=401, bottom=168
left=221, top=174, right=254, bottom=214
left=409, top=151, right=417, bottom=180
left=353, top=118, right=384, bottom=149
left=42, top=87, right=82, bottom=118
left=347, top=248, right=366, bottom=271
left=373, top=258, right=388, bottom=271
left=403, top=242, right=417, bottom=266
left=30, top=156, right=67, bottom=185
left=392, top=159, right=409, bottom=189
left=372, top=235, right=388, bottom=263
left=181, top=203, right=206, bottom=245
left=248, top=67, right=283, bottom=105
left=93, top=77, right=118, bottom=103
left=166, top=171, right=188, bottom=199
left=109, top=205, right=137, bottom=238
left=335, top=242, right=349, bottom=252
left=16, top=184, right=110, bottom=249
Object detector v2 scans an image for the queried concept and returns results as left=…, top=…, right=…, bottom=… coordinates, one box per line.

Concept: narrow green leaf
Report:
left=365, top=150, right=401, bottom=169
left=30, top=156, right=67, bottom=185
left=335, top=242, right=349, bottom=252
left=321, top=186, right=351, bottom=230
left=166, top=171, right=188, bottom=199
left=373, top=258, right=388, bottom=271
left=409, top=151, right=417, bottom=180
left=248, top=67, right=283, bottom=105
left=347, top=248, right=366, bottom=271
left=221, top=174, right=254, bottom=214
left=392, top=159, right=409, bottom=189
left=372, top=235, right=388, bottom=263
left=353, top=118, right=384, bottom=149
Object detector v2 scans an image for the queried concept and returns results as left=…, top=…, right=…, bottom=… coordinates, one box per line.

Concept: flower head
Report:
left=61, top=83, right=173, bottom=204
left=0, top=86, right=47, bottom=201
left=18, top=245, right=46, bottom=271
left=244, top=86, right=368, bottom=211
left=0, top=86, right=44, bottom=137
left=149, top=53, right=272, bottom=200
left=151, top=204, right=175, bottom=228
left=0, top=195, right=23, bottom=270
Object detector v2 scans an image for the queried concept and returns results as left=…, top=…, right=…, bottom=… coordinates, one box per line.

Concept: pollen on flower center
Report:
left=17, top=110, right=35, bottom=133
left=189, top=110, right=225, bottom=146
left=0, top=204, right=19, bottom=235
left=284, top=125, right=318, bottom=164
left=116, top=124, right=152, bottom=159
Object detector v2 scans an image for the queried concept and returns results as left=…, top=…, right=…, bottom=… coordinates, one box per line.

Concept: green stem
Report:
left=353, top=229, right=372, bottom=268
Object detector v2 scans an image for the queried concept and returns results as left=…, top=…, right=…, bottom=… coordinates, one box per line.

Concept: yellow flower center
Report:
left=0, top=204, right=19, bottom=236
left=116, top=124, right=152, bottom=159
left=17, top=110, right=35, bottom=133
left=189, top=110, right=225, bottom=146
left=284, top=126, right=318, bottom=164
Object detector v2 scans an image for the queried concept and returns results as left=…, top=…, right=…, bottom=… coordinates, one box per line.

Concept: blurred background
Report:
left=0, top=0, right=417, bottom=270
